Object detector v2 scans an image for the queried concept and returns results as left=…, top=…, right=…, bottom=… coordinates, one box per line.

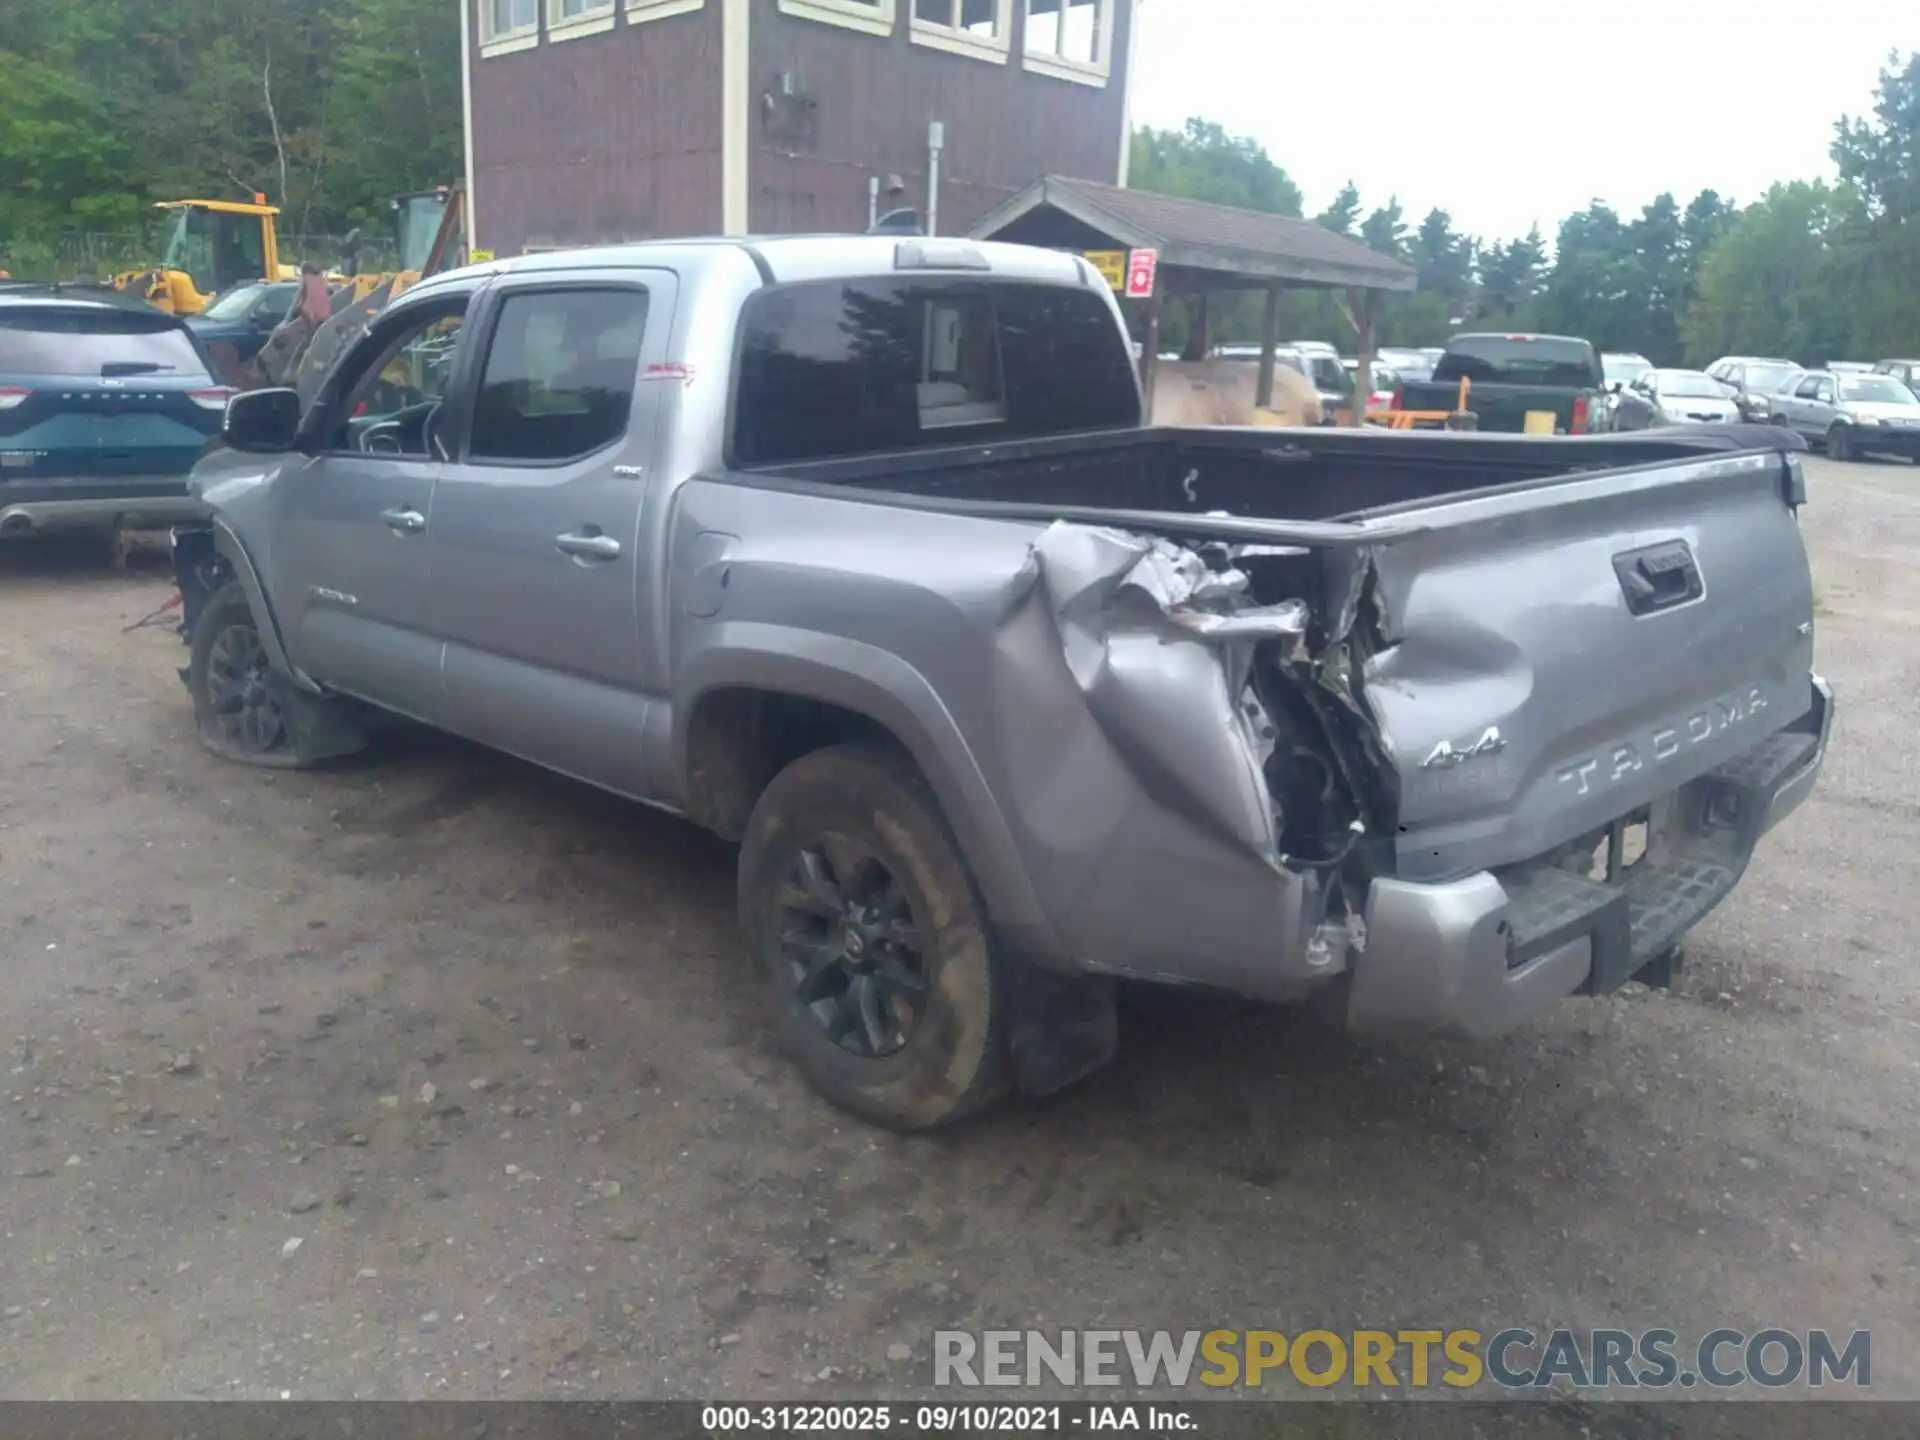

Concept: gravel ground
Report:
left=0, top=456, right=1916, bottom=1402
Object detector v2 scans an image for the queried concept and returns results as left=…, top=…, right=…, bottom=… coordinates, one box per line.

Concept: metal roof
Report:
left=969, top=175, right=1418, bottom=292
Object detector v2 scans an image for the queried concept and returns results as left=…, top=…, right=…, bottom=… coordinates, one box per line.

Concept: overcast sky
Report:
left=1130, top=0, right=1919, bottom=244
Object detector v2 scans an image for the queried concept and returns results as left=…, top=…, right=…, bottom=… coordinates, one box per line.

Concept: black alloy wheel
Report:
left=776, top=837, right=931, bottom=1059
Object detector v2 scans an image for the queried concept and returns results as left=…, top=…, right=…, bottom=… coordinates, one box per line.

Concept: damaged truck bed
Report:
left=175, top=235, right=1833, bottom=1129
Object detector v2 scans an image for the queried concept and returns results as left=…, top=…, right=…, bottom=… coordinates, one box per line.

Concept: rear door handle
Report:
left=555, top=530, right=621, bottom=561
left=381, top=506, right=427, bottom=535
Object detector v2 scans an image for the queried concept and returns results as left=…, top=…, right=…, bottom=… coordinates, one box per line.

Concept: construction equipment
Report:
left=257, top=183, right=469, bottom=401
left=110, top=198, right=294, bottom=316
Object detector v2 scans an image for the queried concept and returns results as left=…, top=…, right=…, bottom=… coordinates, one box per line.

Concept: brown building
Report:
left=461, top=0, right=1140, bottom=255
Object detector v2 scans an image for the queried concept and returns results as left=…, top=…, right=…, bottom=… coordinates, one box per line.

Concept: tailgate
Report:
left=1360, top=446, right=1816, bottom=885
left=1450, top=382, right=1582, bottom=433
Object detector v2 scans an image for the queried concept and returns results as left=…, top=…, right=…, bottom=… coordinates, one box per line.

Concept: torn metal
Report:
left=984, top=521, right=1381, bottom=994
left=1004, top=522, right=1382, bottom=873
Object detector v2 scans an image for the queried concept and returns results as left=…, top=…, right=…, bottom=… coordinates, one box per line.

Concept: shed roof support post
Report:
left=1180, top=289, right=1211, bottom=363
left=1350, top=286, right=1380, bottom=426
left=1138, top=288, right=1165, bottom=415
left=1256, top=283, right=1282, bottom=411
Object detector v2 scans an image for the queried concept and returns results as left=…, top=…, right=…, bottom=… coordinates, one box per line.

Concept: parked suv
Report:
left=1874, top=359, right=1919, bottom=391
left=1, top=287, right=230, bottom=538
left=1773, top=368, right=1920, bottom=461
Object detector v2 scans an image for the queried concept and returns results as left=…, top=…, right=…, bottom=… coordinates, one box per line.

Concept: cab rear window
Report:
left=0, top=309, right=209, bottom=379
left=1433, top=336, right=1601, bottom=389
left=730, top=278, right=1141, bottom=467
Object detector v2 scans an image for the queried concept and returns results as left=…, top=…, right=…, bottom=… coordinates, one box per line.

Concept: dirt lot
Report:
left=1, top=456, right=1917, bottom=1402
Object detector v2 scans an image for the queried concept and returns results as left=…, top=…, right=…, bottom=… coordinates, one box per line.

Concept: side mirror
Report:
left=1608, top=380, right=1624, bottom=394
left=223, top=388, right=302, bottom=453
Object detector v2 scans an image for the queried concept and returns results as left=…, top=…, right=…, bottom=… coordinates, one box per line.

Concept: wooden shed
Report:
left=461, top=0, right=1142, bottom=255
left=969, top=174, right=1419, bottom=409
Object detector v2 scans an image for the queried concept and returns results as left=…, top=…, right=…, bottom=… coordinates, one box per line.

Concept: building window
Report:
left=1023, top=0, right=1111, bottom=84
left=479, top=0, right=540, bottom=55
left=549, top=0, right=615, bottom=41
left=911, top=0, right=1011, bottom=61
left=776, top=0, right=897, bottom=40
left=624, top=0, right=707, bottom=23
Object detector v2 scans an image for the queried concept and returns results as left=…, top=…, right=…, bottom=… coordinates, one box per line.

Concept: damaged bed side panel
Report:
left=981, top=522, right=1369, bottom=998
left=669, top=483, right=1378, bottom=1000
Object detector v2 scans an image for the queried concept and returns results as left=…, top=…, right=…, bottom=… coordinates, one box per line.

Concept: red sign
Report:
left=1125, top=248, right=1159, bottom=298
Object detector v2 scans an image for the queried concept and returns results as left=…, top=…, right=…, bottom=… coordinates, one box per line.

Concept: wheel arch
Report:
left=672, top=629, right=1062, bottom=965
left=206, top=518, right=320, bottom=693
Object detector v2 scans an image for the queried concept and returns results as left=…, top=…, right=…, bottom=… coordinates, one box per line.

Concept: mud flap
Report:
left=1001, top=961, right=1119, bottom=1099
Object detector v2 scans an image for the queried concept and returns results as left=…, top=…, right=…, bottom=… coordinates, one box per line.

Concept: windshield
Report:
left=201, top=284, right=268, bottom=322
left=158, top=207, right=266, bottom=297
left=1434, top=335, right=1600, bottom=388
left=1745, top=363, right=1800, bottom=393
left=396, top=195, right=450, bottom=274
left=1658, top=372, right=1723, bottom=398
left=1841, top=375, right=1917, bottom=404
left=1603, top=355, right=1650, bottom=384
left=159, top=208, right=212, bottom=294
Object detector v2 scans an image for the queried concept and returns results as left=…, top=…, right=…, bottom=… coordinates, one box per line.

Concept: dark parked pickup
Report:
left=1, top=288, right=230, bottom=538
left=1395, top=332, right=1609, bottom=435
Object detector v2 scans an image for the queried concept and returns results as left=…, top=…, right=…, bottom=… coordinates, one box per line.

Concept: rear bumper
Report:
left=1344, top=674, right=1833, bottom=1039
left=0, top=485, right=207, bottom=536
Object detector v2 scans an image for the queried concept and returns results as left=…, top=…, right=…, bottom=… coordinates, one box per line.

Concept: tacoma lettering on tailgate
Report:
left=1555, top=685, right=1769, bottom=796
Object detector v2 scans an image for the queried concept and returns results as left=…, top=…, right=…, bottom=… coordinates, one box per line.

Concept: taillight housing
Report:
left=188, top=387, right=237, bottom=412
left=1571, top=394, right=1591, bottom=434
left=0, top=386, right=31, bottom=410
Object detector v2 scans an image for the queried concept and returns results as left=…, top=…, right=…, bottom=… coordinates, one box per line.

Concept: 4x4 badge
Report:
left=1422, top=726, right=1507, bottom=770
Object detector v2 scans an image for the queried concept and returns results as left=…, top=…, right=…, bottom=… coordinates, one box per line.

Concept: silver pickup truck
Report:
left=171, top=236, right=1833, bottom=1130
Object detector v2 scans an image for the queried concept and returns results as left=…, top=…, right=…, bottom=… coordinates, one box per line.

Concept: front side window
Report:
left=731, top=278, right=1139, bottom=466
left=326, top=305, right=469, bottom=456
left=469, top=288, right=649, bottom=464
left=1025, top=0, right=1109, bottom=80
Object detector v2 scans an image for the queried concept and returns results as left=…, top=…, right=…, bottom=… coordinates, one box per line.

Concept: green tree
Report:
left=1681, top=181, right=1853, bottom=364
left=1541, top=203, right=1649, bottom=352
left=1127, top=120, right=1303, bottom=218
left=1317, top=182, right=1361, bottom=236
left=1476, top=227, right=1546, bottom=328
left=1825, top=51, right=1920, bottom=356
left=1360, top=198, right=1409, bottom=259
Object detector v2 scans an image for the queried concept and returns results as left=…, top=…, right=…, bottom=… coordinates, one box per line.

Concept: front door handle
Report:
left=555, top=530, right=621, bottom=561
left=381, top=506, right=427, bottom=535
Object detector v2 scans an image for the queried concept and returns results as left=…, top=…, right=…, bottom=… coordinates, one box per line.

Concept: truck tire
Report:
left=738, top=743, right=1008, bottom=1130
left=188, top=580, right=364, bottom=769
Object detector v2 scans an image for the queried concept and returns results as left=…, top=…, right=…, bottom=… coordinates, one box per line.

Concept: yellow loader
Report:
left=111, top=198, right=294, bottom=316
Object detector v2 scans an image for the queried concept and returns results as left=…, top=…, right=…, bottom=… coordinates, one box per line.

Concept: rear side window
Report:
left=731, top=278, right=1141, bottom=467
left=1433, top=336, right=1601, bottom=389
left=0, top=310, right=209, bottom=379
left=468, top=287, right=648, bottom=464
